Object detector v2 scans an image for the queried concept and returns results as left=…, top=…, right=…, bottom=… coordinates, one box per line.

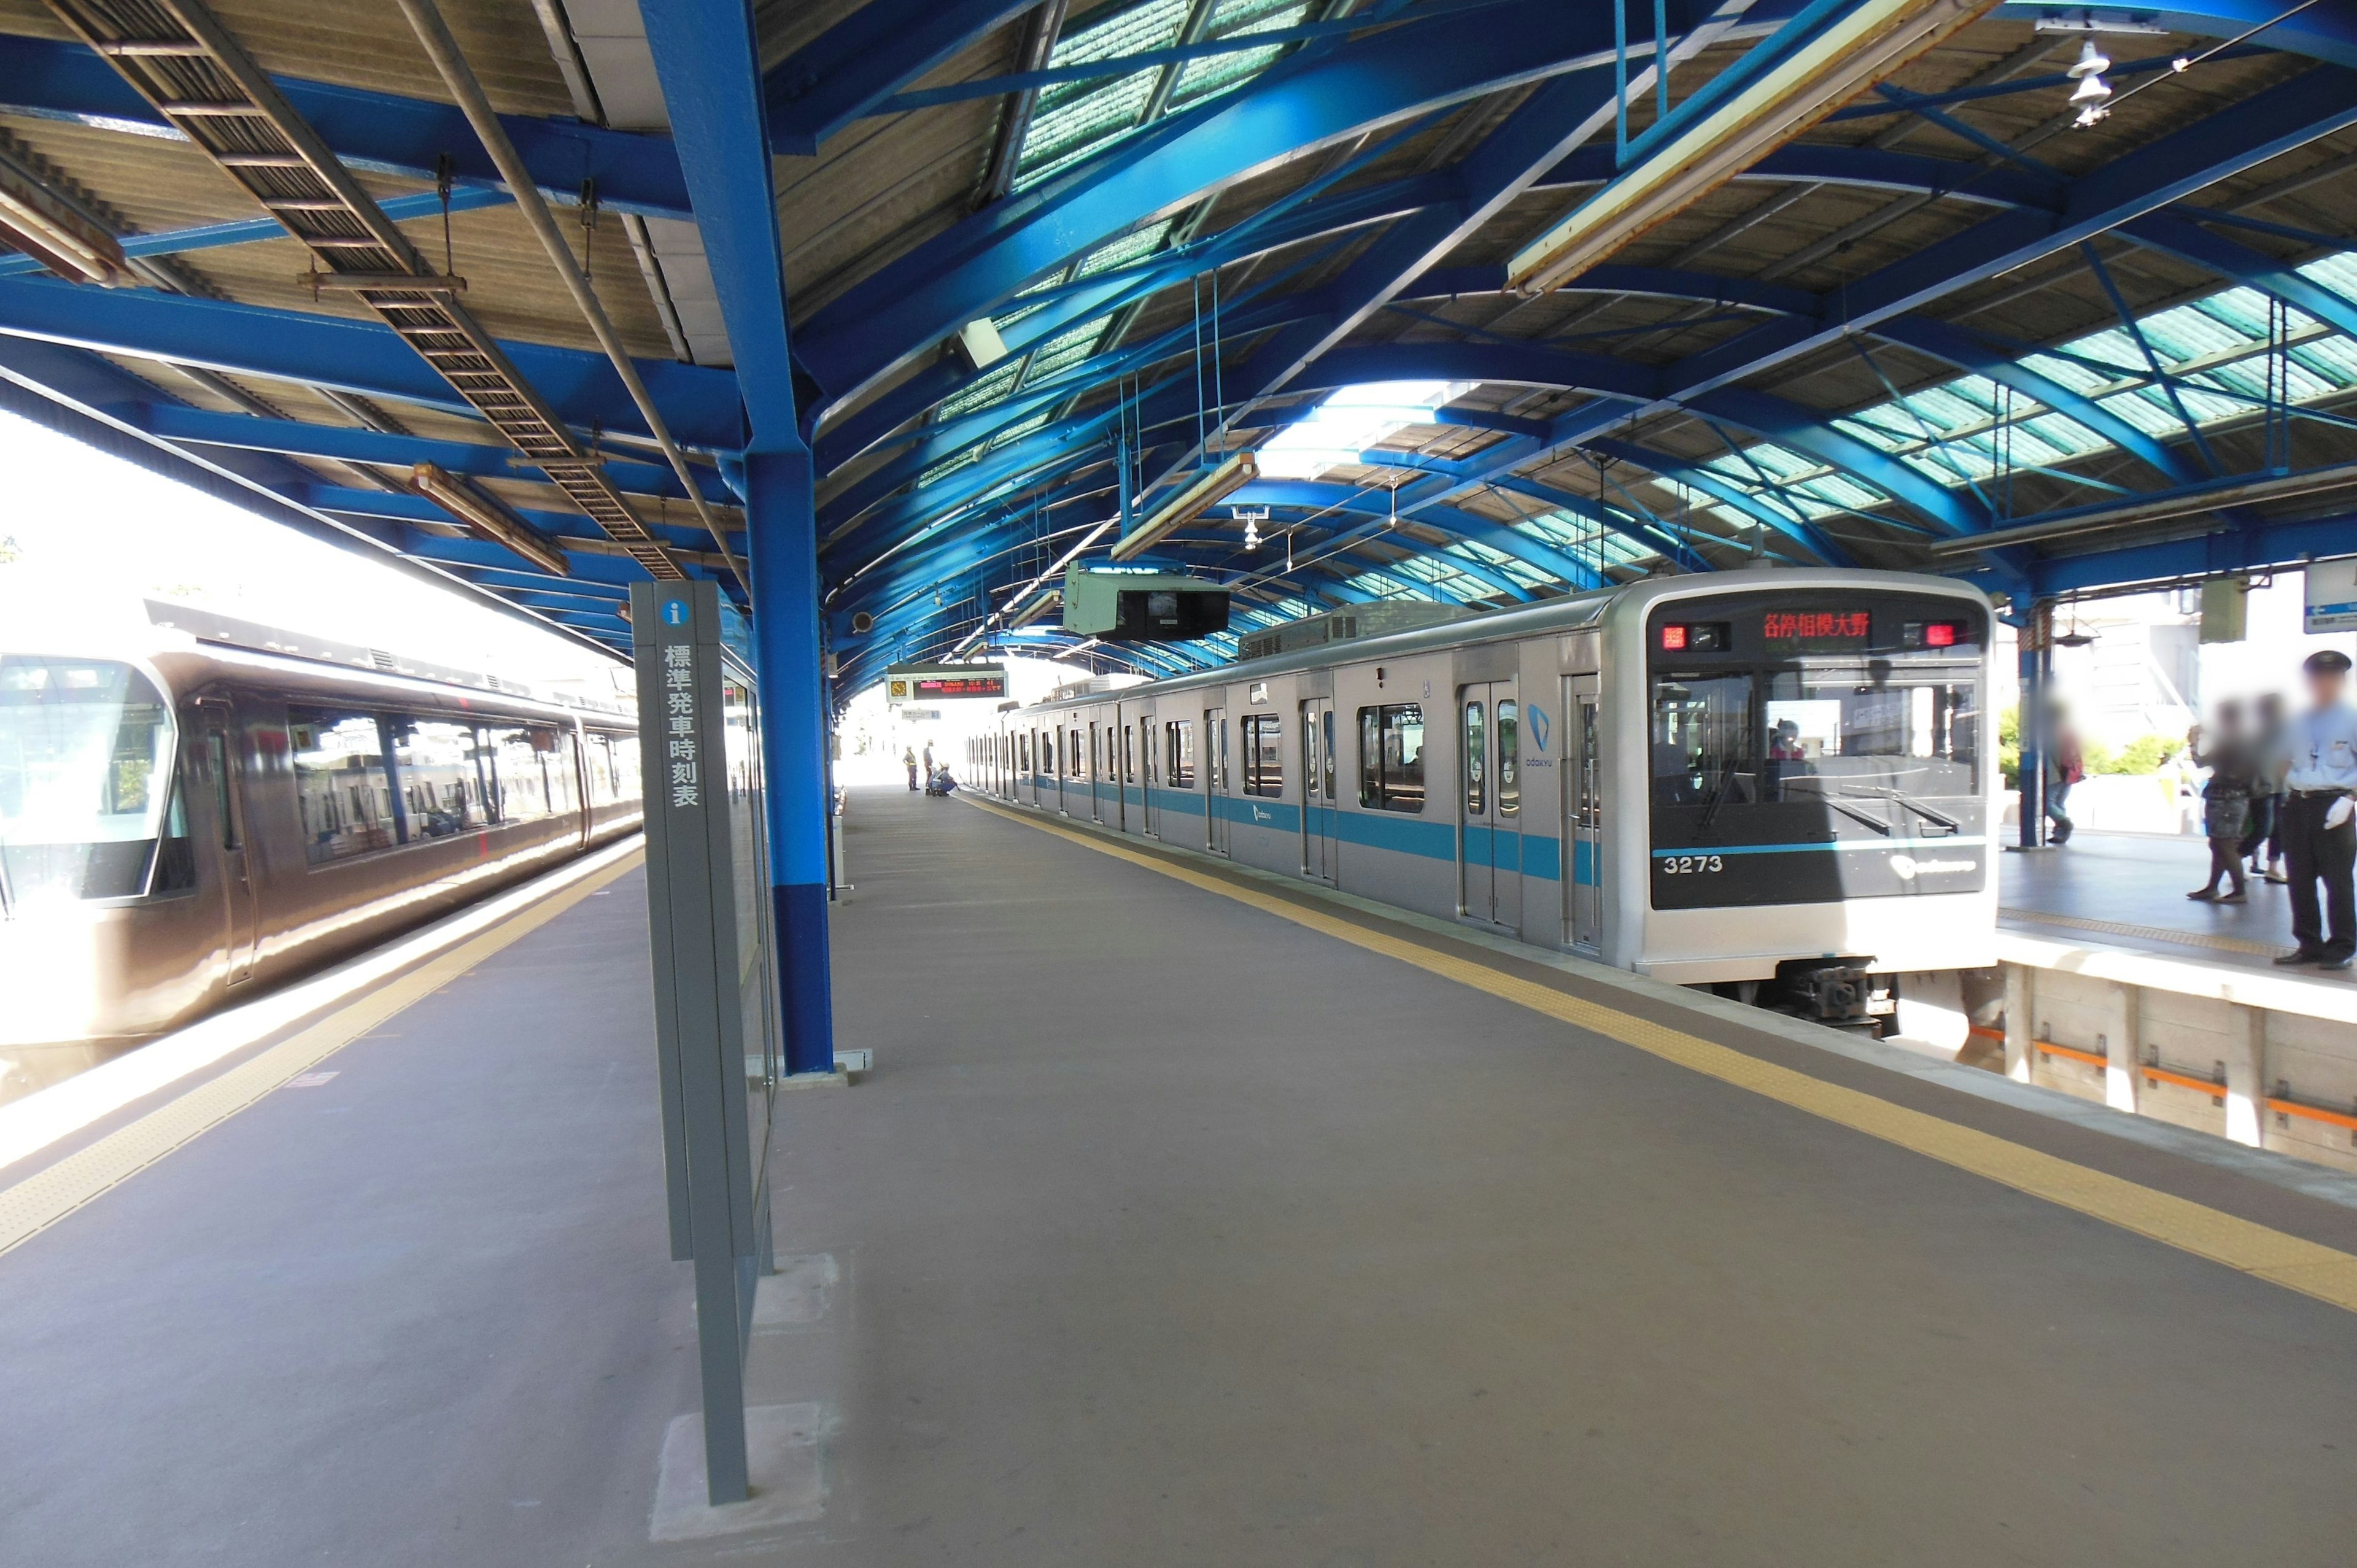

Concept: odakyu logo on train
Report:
left=1889, top=854, right=1976, bottom=879
left=1528, top=705, right=1549, bottom=753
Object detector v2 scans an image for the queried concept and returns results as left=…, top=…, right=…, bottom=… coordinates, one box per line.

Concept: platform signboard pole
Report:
left=632, top=581, right=783, bottom=1505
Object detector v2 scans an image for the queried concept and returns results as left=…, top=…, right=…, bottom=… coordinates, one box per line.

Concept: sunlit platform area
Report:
left=2002, top=829, right=2350, bottom=976
left=4, top=789, right=2355, bottom=1566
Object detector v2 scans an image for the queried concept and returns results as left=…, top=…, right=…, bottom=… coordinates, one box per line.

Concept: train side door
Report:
left=1460, top=682, right=1522, bottom=928
left=1206, top=707, right=1229, bottom=855
left=1564, top=673, right=1603, bottom=952
left=1088, top=722, right=1104, bottom=822
left=1299, top=697, right=1337, bottom=884
left=1138, top=714, right=1158, bottom=836
left=197, top=700, right=260, bottom=984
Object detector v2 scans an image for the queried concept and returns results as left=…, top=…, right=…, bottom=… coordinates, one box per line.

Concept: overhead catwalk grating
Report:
left=45, top=0, right=684, bottom=580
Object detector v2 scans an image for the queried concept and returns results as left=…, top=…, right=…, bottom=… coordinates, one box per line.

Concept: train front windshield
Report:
left=0, top=656, right=178, bottom=905
left=1647, top=593, right=1986, bottom=909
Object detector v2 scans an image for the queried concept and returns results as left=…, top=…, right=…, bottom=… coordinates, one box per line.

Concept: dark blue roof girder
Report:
left=826, top=63, right=2357, bottom=594
left=792, top=0, right=1805, bottom=413
left=0, top=34, right=693, bottom=219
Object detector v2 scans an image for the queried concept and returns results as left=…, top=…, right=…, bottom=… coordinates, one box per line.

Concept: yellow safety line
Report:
left=973, top=799, right=2357, bottom=1315
left=2001, top=905, right=2282, bottom=958
left=0, top=849, right=644, bottom=1259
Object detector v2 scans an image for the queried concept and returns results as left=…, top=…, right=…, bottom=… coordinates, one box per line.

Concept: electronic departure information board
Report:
left=886, top=663, right=1007, bottom=701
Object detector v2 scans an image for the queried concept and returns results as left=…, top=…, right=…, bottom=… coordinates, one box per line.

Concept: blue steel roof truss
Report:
left=3, top=2, right=2357, bottom=674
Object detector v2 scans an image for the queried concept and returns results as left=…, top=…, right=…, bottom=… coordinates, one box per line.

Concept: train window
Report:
left=1356, top=705, right=1425, bottom=813
left=608, top=730, right=643, bottom=803
left=1650, top=676, right=1752, bottom=808
left=1167, top=721, right=1195, bottom=788
left=289, top=708, right=401, bottom=864
left=484, top=727, right=563, bottom=823
left=148, top=767, right=196, bottom=895
left=385, top=717, right=490, bottom=839
left=1463, top=700, right=1485, bottom=814
left=205, top=730, right=238, bottom=849
left=0, top=656, right=180, bottom=901
left=1071, top=729, right=1085, bottom=779
left=1496, top=700, right=1519, bottom=817
left=1242, top=714, right=1283, bottom=797
left=1762, top=673, right=1978, bottom=793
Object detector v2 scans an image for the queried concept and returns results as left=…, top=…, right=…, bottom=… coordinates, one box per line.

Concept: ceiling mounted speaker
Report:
left=850, top=611, right=875, bottom=635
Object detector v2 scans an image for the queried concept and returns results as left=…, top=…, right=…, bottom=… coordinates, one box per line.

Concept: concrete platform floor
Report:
left=1999, top=828, right=2356, bottom=979
left=2, top=789, right=2355, bottom=1565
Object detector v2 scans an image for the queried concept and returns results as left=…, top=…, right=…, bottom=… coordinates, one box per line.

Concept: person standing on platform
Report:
left=2186, top=698, right=2254, bottom=903
left=904, top=744, right=920, bottom=792
left=2272, top=649, right=2357, bottom=970
left=923, top=741, right=935, bottom=782
left=2044, top=703, right=2084, bottom=844
left=2245, top=690, right=2289, bottom=884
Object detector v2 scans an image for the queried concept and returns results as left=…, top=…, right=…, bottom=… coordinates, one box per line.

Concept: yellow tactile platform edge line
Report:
left=0, top=849, right=644, bottom=1259
left=2000, top=905, right=2280, bottom=957
left=974, top=800, right=2357, bottom=1316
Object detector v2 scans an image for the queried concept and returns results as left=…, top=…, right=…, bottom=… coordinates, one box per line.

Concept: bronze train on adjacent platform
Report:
left=0, top=617, right=641, bottom=1062
left=973, top=570, right=1998, bottom=1024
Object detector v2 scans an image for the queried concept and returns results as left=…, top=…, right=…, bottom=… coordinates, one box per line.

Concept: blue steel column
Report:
left=2016, top=601, right=2049, bottom=850
left=747, top=447, right=835, bottom=1075
left=645, top=0, right=834, bottom=1076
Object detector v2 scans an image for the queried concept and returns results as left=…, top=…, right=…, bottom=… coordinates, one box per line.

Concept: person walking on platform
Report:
left=2245, top=690, right=2289, bottom=883
left=904, top=745, right=920, bottom=792
left=2272, top=649, right=2357, bottom=970
left=2186, top=698, right=2254, bottom=903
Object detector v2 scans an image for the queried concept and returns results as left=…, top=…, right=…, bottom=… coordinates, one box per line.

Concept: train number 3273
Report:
left=1660, top=854, right=1725, bottom=875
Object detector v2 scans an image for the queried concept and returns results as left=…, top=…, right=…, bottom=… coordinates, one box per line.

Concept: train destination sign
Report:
left=1761, top=609, right=1871, bottom=651
left=886, top=663, right=1008, bottom=701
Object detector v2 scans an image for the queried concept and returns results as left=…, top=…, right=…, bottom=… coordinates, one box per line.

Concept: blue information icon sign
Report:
left=662, top=599, right=689, bottom=627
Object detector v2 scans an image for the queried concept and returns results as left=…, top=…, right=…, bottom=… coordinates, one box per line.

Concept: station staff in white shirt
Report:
left=2274, top=649, right=2357, bottom=970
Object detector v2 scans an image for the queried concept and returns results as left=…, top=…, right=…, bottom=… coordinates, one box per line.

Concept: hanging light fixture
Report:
left=2067, top=38, right=2113, bottom=126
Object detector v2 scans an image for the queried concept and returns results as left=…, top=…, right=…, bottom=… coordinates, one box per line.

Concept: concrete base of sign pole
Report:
left=649, top=1403, right=826, bottom=1542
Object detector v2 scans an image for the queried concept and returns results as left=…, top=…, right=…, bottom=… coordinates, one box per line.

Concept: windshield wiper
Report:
left=1818, top=796, right=1893, bottom=836
left=1699, top=764, right=1747, bottom=832
left=1838, top=786, right=1960, bottom=833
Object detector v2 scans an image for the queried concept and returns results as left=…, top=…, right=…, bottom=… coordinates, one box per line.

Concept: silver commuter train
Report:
left=0, top=609, right=641, bottom=1068
left=973, top=570, right=1997, bottom=1021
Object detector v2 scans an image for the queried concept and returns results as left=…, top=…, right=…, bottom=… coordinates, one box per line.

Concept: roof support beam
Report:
left=0, top=277, right=744, bottom=449
left=0, top=34, right=694, bottom=219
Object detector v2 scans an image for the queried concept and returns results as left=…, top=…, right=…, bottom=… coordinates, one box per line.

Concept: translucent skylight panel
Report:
left=1171, top=0, right=1312, bottom=108
left=1833, top=414, right=1911, bottom=452
left=2061, top=328, right=2149, bottom=376
left=1346, top=571, right=1422, bottom=600
left=939, top=358, right=1026, bottom=421
left=986, top=411, right=1053, bottom=452
left=2292, top=334, right=2357, bottom=383
left=2194, top=286, right=2278, bottom=339
left=2096, top=387, right=2189, bottom=436
left=2139, top=303, right=2254, bottom=361
left=1800, top=473, right=1884, bottom=509
left=1073, top=217, right=1175, bottom=279
left=2019, top=411, right=2106, bottom=455
left=1905, top=447, right=1993, bottom=485
left=1256, top=380, right=1471, bottom=479
left=2299, top=253, right=2357, bottom=303
left=1023, top=320, right=1110, bottom=383
left=919, top=446, right=982, bottom=488
left=1018, top=68, right=1161, bottom=183
left=1045, top=0, right=1189, bottom=71
left=2018, top=352, right=2110, bottom=395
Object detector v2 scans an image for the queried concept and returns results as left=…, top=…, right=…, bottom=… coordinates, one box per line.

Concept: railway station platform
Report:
left=6, top=790, right=2357, bottom=1566
left=1976, top=833, right=2357, bottom=1174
